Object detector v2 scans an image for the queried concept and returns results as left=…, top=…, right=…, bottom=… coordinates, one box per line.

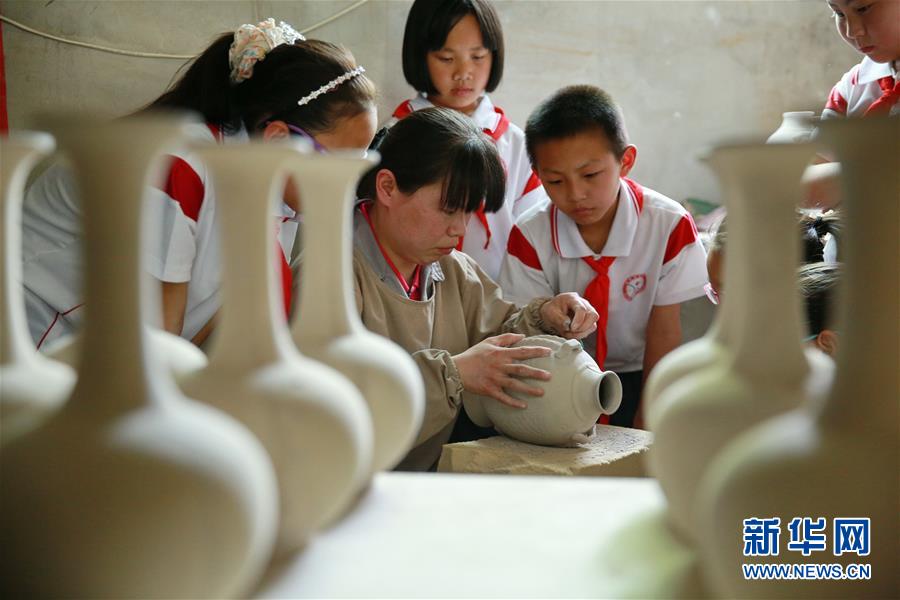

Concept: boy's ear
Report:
left=374, top=169, right=399, bottom=206
left=816, top=329, right=839, bottom=357
left=262, top=120, right=291, bottom=141
left=619, top=145, right=638, bottom=177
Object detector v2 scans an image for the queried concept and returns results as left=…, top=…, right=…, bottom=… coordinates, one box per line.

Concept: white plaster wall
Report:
left=2, top=0, right=859, bottom=203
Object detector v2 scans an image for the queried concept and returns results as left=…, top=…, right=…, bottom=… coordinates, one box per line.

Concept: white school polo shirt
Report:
left=498, top=178, right=708, bottom=373
left=21, top=123, right=295, bottom=347
left=388, top=94, right=549, bottom=282
left=822, top=56, right=900, bottom=118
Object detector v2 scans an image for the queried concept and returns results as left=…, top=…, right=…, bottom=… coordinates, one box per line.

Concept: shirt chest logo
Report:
left=622, top=274, right=647, bottom=301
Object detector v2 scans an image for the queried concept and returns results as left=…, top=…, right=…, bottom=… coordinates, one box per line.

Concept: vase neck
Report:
left=198, top=144, right=299, bottom=368
left=0, top=135, right=54, bottom=366
left=49, top=116, right=189, bottom=415
left=291, top=153, right=375, bottom=346
left=818, top=117, right=899, bottom=429
left=707, top=143, right=814, bottom=384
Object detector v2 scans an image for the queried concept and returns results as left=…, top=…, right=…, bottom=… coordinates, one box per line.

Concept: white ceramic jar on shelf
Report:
left=0, top=132, right=75, bottom=444
left=181, top=140, right=373, bottom=554
left=766, top=111, right=818, bottom=144
left=0, top=115, right=279, bottom=598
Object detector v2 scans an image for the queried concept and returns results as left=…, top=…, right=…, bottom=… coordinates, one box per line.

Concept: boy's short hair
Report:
left=402, top=0, right=505, bottom=95
left=525, top=85, right=629, bottom=164
left=357, top=107, right=505, bottom=214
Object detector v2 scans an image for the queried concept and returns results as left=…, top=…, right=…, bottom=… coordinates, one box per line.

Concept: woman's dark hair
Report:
left=402, top=0, right=505, bottom=95
left=798, top=210, right=842, bottom=263
left=798, top=262, right=841, bottom=336
left=146, top=33, right=376, bottom=135
left=357, top=107, right=505, bottom=213
left=525, top=85, right=629, bottom=164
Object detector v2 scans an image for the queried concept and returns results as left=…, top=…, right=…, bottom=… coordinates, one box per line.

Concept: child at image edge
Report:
left=499, top=85, right=709, bottom=428
left=387, top=0, right=549, bottom=282
left=822, top=0, right=900, bottom=118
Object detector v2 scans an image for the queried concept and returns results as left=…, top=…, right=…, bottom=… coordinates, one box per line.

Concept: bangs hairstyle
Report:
left=358, top=107, right=505, bottom=213
left=402, top=0, right=505, bottom=95
left=525, top=84, right=629, bottom=164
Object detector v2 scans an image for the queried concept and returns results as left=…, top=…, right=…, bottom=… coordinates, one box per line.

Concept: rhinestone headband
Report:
left=297, top=66, right=367, bottom=107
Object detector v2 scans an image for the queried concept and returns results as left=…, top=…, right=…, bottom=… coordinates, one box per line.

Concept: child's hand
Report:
left=452, top=333, right=552, bottom=409
left=540, top=293, right=598, bottom=340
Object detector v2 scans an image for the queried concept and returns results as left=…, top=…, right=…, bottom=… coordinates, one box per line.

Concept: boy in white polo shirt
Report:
left=821, top=0, right=900, bottom=118
left=498, top=85, right=708, bottom=428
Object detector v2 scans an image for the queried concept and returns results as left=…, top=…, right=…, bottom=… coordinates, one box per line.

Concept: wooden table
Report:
left=255, top=472, right=704, bottom=599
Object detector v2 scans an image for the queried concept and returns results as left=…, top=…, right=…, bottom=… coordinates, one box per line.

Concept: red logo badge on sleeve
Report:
left=623, top=274, right=647, bottom=301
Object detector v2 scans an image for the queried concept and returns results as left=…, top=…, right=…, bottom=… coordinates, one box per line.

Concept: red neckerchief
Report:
left=359, top=202, right=422, bottom=300
left=864, top=76, right=900, bottom=116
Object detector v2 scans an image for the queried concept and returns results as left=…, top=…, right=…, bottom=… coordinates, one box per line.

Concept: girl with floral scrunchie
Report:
left=22, top=18, right=378, bottom=349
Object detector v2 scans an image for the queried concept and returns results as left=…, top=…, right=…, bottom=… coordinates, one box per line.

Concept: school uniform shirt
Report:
left=822, top=56, right=900, bottom=118
left=21, top=122, right=296, bottom=347
left=388, top=94, right=550, bottom=282
left=345, top=202, right=551, bottom=471
left=498, top=178, right=708, bottom=374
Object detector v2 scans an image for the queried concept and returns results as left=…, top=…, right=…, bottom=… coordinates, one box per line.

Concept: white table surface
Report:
left=255, top=472, right=703, bottom=599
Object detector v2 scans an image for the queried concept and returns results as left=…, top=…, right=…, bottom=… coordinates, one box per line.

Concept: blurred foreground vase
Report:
left=45, top=325, right=208, bottom=383
left=0, top=115, right=279, bottom=598
left=290, top=151, right=425, bottom=473
left=0, top=132, right=75, bottom=443
left=463, top=335, right=622, bottom=446
left=697, top=116, right=899, bottom=599
left=646, top=140, right=835, bottom=543
left=181, top=141, right=373, bottom=554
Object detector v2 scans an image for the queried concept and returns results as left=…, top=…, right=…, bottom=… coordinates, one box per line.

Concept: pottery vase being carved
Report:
left=0, top=132, right=76, bottom=444
left=290, top=151, right=425, bottom=473
left=180, top=140, right=373, bottom=554
left=463, top=335, right=622, bottom=446
left=697, top=116, right=899, bottom=599
left=646, top=140, right=835, bottom=544
left=0, top=114, right=279, bottom=599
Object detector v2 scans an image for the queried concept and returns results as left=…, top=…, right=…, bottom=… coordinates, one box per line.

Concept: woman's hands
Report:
left=452, top=333, right=552, bottom=409
left=540, top=293, right=598, bottom=339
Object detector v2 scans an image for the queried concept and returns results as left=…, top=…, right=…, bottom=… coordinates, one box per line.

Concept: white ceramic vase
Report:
left=644, top=313, right=731, bottom=425
left=646, top=139, right=835, bottom=543
left=462, top=335, right=622, bottom=446
left=0, top=115, right=279, bottom=598
left=0, top=132, right=76, bottom=444
left=697, top=116, right=899, bottom=599
left=44, top=325, right=208, bottom=383
left=180, top=140, right=373, bottom=554
left=290, top=151, right=425, bottom=473
left=767, top=111, right=818, bottom=144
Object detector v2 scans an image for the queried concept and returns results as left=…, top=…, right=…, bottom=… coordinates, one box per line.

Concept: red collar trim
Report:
left=483, top=106, right=509, bottom=141
left=392, top=100, right=415, bottom=120
left=623, top=178, right=644, bottom=215
left=206, top=123, right=224, bottom=143
left=359, top=201, right=422, bottom=299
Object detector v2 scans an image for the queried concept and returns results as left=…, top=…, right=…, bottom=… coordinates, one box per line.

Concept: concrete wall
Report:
left=2, top=0, right=859, bottom=204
